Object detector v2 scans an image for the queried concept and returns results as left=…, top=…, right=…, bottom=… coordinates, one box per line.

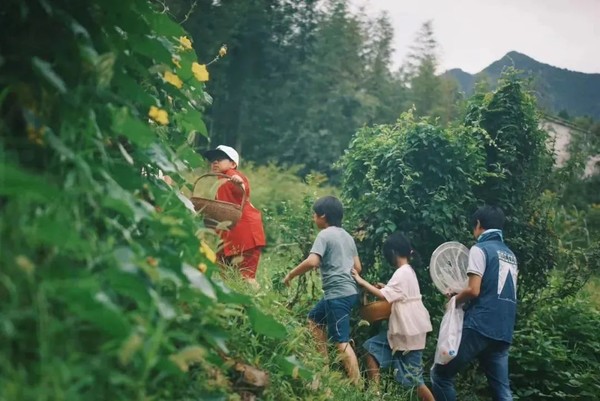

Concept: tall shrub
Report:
left=0, top=1, right=294, bottom=400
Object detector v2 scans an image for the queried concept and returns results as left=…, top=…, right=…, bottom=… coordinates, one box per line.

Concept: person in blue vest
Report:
left=431, top=205, right=518, bottom=401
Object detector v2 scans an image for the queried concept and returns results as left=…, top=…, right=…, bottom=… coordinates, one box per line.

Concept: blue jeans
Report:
left=308, top=294, right=358, bottom=343
left=363, top=332, right=425, bottom=387
left=431, top=328, right=513, bottom=401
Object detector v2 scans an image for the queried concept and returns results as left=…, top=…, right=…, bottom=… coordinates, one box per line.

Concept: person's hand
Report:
left=445, top=292, right=456, bottom=301
left=445, top=294, right=456, bottom=311
left=375, top=282, right=386, bottom=289
left=351, top=268, right=363, bottom=283
left=230, top=175, right=243, bottom=184
left=283, top=274, right=293, bottom=287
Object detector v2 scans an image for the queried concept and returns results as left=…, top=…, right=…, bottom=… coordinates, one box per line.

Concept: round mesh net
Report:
left=429, top=241, right=469, bottom=294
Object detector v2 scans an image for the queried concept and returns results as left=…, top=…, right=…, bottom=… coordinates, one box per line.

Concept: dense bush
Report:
left=339, top=74, right=561, bottom=310
left=509, top=289, right=600, bottom=400
left=0, top=1, right=302, bottom=400
left=338, top=110, right=488, bottom=286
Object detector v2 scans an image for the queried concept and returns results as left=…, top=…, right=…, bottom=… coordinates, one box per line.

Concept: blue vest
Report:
left=463, top=231, right=518, bottom=343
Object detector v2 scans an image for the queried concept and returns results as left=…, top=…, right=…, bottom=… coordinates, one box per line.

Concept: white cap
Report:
left=203, top=145, right=240, bottom=167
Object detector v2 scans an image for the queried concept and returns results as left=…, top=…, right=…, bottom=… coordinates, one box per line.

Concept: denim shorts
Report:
left=308, top=294, right=358, bottom=343
left=364, top=331, right=425, bottom=387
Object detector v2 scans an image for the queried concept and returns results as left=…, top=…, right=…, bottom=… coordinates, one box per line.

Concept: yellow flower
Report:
left=192, top=62, right=209, bottom=82
left=172, top=56, right=181, bottom=69
left=163, top=71, right=183, bottom=88
left=219, top=45, right=227, bottom=57
left=200, top=241, right=217, bottom=263
left=148, top=106, right=169, bottom=125
left=178, top=36, right=193, bottom=50
left=198, top=263, right=208, bottom=273
left=26, top=124, right=45, bottom=145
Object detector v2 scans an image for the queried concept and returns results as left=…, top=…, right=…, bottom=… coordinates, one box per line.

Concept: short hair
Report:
left=382, top=232, right=413, bottom=266
left=313, top=196, right=343, bottom=227
left=471, top=205, right=505, bottom=230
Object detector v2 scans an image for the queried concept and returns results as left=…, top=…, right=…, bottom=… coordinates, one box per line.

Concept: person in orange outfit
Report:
left=203, top=145, right=266, bottom=285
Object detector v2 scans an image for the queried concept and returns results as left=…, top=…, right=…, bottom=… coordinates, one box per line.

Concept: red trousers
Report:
left=220, top=247, right=262, bottom=279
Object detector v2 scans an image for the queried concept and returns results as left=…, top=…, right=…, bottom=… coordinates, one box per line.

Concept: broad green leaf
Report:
left=112, top=70, right=155, bottom=107
left=176, top=109, right=208, bottom=136
left=28, top=212, right=91, bottom=254
left=32, top=57, right=67, bottom=93
left=0, top=163, right=60, bottom=200
left=200, top=325, right=229, bottom=354
left=146, top=143, right=176, bottom=172
left=111, top=107, right=155, bottom=146
left=58, top=286, right=130, bottom=339
left=183, top=263, right=216, bottom=299
left=131, top=34, right=173, bottom=65
left=146, top=12, right=186, bottom=37
left=246, top=306, right=287, bottom=339
left=107, top=269, right=151, bottom=306
left=178, top=147, right=205, bottom=169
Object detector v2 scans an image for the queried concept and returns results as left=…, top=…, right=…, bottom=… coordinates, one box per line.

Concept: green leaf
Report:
left=0, top=163, right=60, bottom=200
left=32, top=57, right=67, bottom=93
left=58, top=286, right=130, bottom=339
left=111, top=107, right=155, bottom=146
left=176, top=109, right=208, bottom=136
left=113, top=70, right=155, bottom=107
left=146, top=12, right=186, bottom=37
left=246, top=306, right=287, bottom=339
left=183, top=264, right=216, bottom=299
left=131, top=34, right=173, bottom=65
left=177, top=147, right=205, bottom=169
left=277, top=355, right=313, bottom=379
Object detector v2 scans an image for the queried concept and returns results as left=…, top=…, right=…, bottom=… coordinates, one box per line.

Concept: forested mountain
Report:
left=444, top=51, right=600, bottom=119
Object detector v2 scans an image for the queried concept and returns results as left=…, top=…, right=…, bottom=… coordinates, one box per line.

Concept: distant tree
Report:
left=403, top=21, right=460, bottom=123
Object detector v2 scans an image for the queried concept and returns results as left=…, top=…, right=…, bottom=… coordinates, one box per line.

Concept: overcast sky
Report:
left=355, top=0, right=600, bottom=74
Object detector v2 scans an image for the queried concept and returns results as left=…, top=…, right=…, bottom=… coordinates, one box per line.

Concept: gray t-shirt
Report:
left=310, top=226, right=359, bottom=299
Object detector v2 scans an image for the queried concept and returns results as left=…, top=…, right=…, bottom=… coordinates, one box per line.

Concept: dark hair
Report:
left=313, top=196, right=343, bottom=227
left=382, top=232, right=413, bottom=266
left=470, top=205, right=505, bottom=230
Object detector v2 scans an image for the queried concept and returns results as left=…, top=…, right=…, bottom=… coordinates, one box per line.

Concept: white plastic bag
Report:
left=434, top=296, right=464, bottom=365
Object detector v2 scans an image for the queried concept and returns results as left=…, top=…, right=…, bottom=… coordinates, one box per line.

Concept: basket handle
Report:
left=192, top=173, right=247, bottom=209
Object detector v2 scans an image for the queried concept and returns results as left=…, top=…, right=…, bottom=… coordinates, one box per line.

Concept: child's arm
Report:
left=283, top=254, right=321, bottom=286
left=351, top=269, right=385, bottom=300
left=353, top=255, right=362, bottom=274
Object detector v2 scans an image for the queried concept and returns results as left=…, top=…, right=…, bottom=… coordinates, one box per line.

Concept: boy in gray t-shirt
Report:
left=284, top=196, right=362, bottom=385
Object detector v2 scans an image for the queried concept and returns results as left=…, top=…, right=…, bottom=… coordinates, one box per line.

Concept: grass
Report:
left=582, top=276, right=600, bottom=309
left=219, top=250, right=419, bottom=401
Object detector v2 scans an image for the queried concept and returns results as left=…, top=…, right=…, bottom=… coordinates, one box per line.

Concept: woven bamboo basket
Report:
left=359, top=292, right=391, bottom=324
left=190, top=173, right=247, bottom=229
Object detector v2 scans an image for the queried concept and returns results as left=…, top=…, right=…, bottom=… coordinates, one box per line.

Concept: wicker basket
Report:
left=359, top=292, right=391, bottom=324
left=190, top=173, right=247, bottom=229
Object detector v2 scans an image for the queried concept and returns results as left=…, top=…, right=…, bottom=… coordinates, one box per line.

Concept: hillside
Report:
left=444, top=51, right=600, bottom=119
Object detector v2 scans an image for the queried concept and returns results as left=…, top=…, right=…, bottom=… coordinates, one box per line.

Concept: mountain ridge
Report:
left=443, top=51, right=600, bottom=119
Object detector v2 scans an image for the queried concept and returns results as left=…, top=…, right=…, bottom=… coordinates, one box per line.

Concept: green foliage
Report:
left=0, top=1, right=310, bottom=400
left=339, top=73, right=570, bottom=312
left=339, top=110, right=488, bottom=292
left=463, top=72, right=558, bottom=306
left=510, top=293, right=600, bottom=400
